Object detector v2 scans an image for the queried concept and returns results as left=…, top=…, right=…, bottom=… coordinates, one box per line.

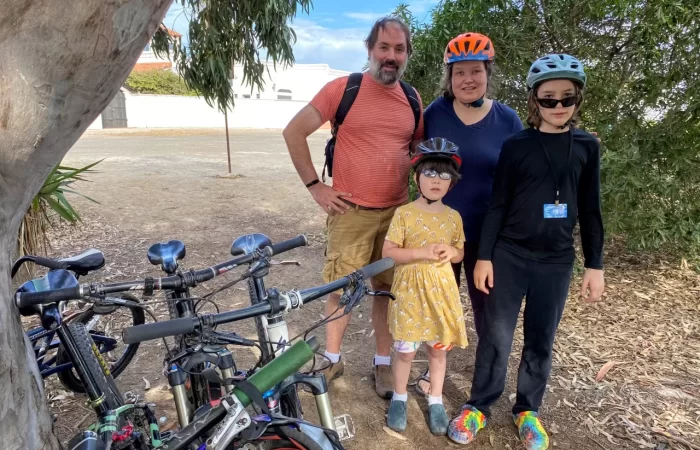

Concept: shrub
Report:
left=124, top=69, right=199, bottom=96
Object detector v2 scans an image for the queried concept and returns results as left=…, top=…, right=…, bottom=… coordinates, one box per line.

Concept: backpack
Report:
left=322, top=73, right=421, bottom=182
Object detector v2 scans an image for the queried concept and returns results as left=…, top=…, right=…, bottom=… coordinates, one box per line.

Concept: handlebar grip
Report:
left=270, top=235, right=308, bottom=256
left=358, top=257, right=395, bottom=280
left=15, top=286, right=82, bottom=309
left=122, top=317, right=196, bottom=344
left=33, top=256, right=68, bottom=271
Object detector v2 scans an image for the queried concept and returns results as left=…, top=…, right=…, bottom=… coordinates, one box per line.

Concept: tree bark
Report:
left=0, top=1, right=172, bottom=448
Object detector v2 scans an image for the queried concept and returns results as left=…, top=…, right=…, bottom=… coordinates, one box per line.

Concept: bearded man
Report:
left=283, top=17, right=425, bottom=398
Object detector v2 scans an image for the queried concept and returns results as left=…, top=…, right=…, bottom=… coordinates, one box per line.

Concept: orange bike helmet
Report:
left=444, top=32, right=495, bottom=64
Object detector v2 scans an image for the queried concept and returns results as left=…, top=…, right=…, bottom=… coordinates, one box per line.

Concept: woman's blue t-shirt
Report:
left=424, top=96, right=524, bottom=243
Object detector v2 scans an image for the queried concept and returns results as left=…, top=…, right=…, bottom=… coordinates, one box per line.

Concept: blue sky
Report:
left=163, top=0, right=439, bottom=73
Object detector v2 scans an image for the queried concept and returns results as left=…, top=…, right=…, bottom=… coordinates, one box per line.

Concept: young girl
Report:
left=382, top=137, right=469, bottom=436
left=446, top=54, right=605, bottom=449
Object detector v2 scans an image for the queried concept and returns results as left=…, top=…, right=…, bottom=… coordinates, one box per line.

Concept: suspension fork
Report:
left=276, top=373, right=335, bottom=430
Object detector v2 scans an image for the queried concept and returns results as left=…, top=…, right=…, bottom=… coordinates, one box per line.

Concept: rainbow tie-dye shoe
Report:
left=513, top=411, right=550, bottom=450
left=447, top=405, right=487, bottom=444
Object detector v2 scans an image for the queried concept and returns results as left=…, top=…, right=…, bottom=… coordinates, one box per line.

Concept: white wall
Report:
left=230, top=62, right=350, bottom=102
left=123, top=94, right=307, bottom=129
left=87, top=116, right=103, bottom=130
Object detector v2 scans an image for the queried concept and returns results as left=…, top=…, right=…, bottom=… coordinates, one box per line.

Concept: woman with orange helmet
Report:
left=414, top=31, right=524, bottom=401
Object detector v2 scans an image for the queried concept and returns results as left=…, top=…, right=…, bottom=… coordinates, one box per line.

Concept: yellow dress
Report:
left=385, top=203, right=469, bottom=348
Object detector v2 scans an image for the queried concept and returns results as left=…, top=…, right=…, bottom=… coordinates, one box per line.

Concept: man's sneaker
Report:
left=513, top=411, right=549, bottom=450
left=386, top=400, right=407, bottom=432
left=372, top=365, right=393, bottom=399
left=447, top=405, right=487, bottom=445
left=320, top=358, right=345, bottom=382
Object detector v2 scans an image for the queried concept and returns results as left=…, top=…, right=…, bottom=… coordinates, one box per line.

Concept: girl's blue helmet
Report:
left=526, top=54, right=587, bottom=90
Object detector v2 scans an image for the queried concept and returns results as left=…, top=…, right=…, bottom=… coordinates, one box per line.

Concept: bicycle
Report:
left=14, top=249, right=145, bottom=394
left=142, top=234, right=307, bottom=430
left=15, top=246, right=395, bottom=449
left=230, top=233, right=383, bottom=439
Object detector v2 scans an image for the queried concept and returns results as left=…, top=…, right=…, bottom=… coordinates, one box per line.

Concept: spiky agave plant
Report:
left=17, top=160, right=103, bottom=274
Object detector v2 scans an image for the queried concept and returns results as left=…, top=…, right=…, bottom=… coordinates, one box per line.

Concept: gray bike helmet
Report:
left=526, top=54, right=587, bottom=90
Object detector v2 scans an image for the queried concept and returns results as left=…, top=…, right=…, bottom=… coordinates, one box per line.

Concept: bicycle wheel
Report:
left=63, top=322, right=123, bottom=410
left=56, top=293, right=144, bottom=393
left=236, top=427, right=325, bottom=450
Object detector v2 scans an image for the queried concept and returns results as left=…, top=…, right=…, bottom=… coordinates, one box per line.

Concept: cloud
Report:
left=343, top=12, right=391, bottom=22
left=290, top=18, right=369, bottom=72
left=406, top=0, right=440, bottom=18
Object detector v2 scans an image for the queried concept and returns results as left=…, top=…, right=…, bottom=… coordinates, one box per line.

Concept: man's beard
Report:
left=368, top=57, right=407, bottom=84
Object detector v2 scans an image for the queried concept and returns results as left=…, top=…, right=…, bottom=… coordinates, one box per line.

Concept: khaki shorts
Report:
left=322, top=203, right=400, bottom=288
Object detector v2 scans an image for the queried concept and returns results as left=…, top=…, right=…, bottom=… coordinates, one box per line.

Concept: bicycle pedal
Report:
left=333, top=413, right=355, bottom=441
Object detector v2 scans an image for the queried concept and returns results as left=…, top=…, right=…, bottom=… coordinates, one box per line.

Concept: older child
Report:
left=447, top=54, right=605, bottom=450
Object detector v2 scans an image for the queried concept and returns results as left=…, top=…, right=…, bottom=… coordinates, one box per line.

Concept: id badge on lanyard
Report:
left=539, top=129, right=573, bottom=219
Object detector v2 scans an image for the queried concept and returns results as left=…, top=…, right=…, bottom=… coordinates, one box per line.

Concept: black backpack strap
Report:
left=323, top=72, right=363, bottom=181
left=332, top=72, right=364, bottom=136
left=399, top=80, right=421, bottom=135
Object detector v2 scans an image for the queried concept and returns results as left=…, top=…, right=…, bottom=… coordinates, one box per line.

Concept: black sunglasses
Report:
left=536, top=96, right=578, bottom=108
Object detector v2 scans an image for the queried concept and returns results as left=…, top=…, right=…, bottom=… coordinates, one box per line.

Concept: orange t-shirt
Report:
left=310, top=73, right=425, bottom=208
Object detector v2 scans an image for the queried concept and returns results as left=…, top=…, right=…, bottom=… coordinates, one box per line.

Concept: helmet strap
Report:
left=469, top=96, right=485, bottom=108
left=461, top=96, right=484, bottom=108
left=416, top=173, right=441, bottom=205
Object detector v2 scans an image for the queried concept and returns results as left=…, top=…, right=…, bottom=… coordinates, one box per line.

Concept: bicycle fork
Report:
left=168, top=349, right=236, bottom=428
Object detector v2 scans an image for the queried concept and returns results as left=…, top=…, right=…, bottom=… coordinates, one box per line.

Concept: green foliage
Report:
left=125, top=70, right=199, bottom=96
left=396, top=0, right=700, bottom=258
left=152, top=0, right=312, bottom=113
left=18, top=161, right=102, bottom=261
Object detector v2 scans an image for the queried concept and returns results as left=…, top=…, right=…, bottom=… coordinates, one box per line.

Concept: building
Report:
left=230, top=61, right=350, bottom=102
left=88, top=56, right=351, bottom=130
left=132, top=25, right=182, bottom=72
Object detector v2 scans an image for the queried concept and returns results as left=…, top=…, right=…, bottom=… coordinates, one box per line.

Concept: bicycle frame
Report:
left=248, top=268, right=339, bottom=433
left=154, top=251, right=235, bottom=429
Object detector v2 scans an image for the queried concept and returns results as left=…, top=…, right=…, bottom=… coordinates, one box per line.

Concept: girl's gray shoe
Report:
left=429, top=404, right=449, bottom=435
left=387, top=400, right=407, bottom=432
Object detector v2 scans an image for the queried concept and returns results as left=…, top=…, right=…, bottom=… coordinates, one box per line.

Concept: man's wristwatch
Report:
left=305, top=179, right=320, bottom=188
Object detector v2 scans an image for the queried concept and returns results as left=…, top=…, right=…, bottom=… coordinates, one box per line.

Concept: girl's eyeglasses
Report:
left=421, top=169, right=452, bottom=180
left=536, top=96, right=578, bottom=108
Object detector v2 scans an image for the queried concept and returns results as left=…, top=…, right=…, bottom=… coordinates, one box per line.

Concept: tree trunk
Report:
left=0, top=1, right=172, bottom=448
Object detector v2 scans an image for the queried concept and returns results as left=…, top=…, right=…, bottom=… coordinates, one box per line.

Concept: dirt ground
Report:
left=33, top=128, right=700, bottom=450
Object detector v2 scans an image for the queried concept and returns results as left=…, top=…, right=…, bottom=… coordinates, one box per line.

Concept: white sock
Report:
left=392, top=391, right=408, bottom=402
left=374, top=355, right=391, bottom=366
left=324, top=351, right=340, bottom=364
left=428, top=395, right=443, bottom=406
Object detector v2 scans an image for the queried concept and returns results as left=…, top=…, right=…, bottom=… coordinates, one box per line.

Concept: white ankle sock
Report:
left=428, top=395, right=443, bottom=405
left=374, top=355, right=391, bottom=366
left=392, top=392, right=408, bottom=402
left=324, top=351, right=340, bottom=364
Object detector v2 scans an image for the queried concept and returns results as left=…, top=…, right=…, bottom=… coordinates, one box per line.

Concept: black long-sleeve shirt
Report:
left=477, top=127, right=604, bottom=269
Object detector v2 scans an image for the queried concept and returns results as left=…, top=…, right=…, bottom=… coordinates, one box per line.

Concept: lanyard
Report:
left=537, top=129, right=573, bottom=205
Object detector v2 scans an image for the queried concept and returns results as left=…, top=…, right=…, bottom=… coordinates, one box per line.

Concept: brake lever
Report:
left=367, top=290, right=396, bottom=300
left=269, top=260, right=300, bottom=266
left=209, top=331, right=256, bottom=347
left=244, top=249, right=272, bottom=277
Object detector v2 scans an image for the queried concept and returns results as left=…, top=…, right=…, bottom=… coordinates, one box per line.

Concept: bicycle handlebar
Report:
left=121, top=257, right=395, bottom=345
left=14, top=235, right=308, bottom=310
left=15, top=286, right=83, bottom=309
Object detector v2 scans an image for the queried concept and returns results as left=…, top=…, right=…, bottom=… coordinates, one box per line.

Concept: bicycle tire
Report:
left=56, top=293, right=144, bottom=393
left=248, top=277, right=272, bottom=362
left=63, top=322, right=123, bottom=410
left=236, top=427, right=325, bottom=450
